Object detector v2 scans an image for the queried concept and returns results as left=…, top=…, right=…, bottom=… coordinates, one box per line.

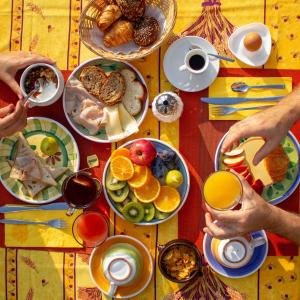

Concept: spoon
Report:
left=190, top=44, right=235, bottom=62
left=231, top=82, right=286, bottom=93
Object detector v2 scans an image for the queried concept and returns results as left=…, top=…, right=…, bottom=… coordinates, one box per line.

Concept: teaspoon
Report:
left=231, top=82, right=286, bottom=93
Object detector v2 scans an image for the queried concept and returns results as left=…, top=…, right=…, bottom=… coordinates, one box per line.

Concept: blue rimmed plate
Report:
left=203, top=230, right=268, bottom=278
left=103, top=138, right=190, bottom=226
left=215, top=131, right=300, bottom=205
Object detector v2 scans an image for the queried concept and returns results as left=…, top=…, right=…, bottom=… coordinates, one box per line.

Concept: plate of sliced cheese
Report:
left=63, top=57, right=149, bottom=143
left=0, top=117, right=80, bottom=204
left=215, top=131, right=300, bottom=205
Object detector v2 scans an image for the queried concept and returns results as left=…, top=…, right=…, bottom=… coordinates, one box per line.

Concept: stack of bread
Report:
left=95, top=0, right=160, bottom=48
left=65, top=64, right=146, bottom=141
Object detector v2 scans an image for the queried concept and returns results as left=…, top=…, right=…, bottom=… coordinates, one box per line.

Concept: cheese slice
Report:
left=118, top=103, right=139, bottom=137
left=103, top=105, right=124, bottom=142
left=241, top=137, right=274, bottom=186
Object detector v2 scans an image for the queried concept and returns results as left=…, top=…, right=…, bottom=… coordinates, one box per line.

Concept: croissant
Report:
left=103, top=20, right=134, bottom=48
left=97, top=5, right=122, bottom=31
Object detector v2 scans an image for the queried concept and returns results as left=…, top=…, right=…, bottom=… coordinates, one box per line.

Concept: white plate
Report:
left=63, top=57, right=149, bottom=143
left=163, top=36, right=220, bottom=92
left=228, top=23, right=271, bottom=67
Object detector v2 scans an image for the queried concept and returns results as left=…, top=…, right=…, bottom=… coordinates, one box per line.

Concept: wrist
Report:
left=263, top=204, right=280, bottom=232
left=278, top=93, right=300, bottom=125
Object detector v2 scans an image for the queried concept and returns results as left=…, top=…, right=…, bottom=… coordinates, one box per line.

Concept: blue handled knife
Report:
left=0, top=202, right=68, bottom=213
left=201, top=96, right=283, bottom=105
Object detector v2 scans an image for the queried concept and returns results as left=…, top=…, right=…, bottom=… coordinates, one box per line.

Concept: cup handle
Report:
left=179, top=64, right=187, bottom=71
left=107, top=282, right=118, bottom=297
left=66, top=207, right=76, bottom=216
left=251, top=236, right=266, bottom=248
left=93, top=177, right=102, bottom=197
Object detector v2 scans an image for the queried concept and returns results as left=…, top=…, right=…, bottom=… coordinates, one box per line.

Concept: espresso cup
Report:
left=211, top=235, right=266, bottom=268
left=102, top=243, right=143, bottom=297
left=179, top=49, right=209, bottom=74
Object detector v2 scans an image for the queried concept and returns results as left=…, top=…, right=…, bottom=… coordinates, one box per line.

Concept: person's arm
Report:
left=203, top=173, right=300, bottom=245
left=0, top=51, right=54, bottom=137
left=222, top=85, right=300, bottom=165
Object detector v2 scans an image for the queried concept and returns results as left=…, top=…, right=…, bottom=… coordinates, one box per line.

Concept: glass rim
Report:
left=72, top=210, right=109, bottom=248
left=202, top=170, right=243, bottom=211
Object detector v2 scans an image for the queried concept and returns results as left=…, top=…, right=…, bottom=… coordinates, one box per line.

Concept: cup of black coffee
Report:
left=62, top=171, right=102, bottom=216
left=179, top=49, right=209, bottom=74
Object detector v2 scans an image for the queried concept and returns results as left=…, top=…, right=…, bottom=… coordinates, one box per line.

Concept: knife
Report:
left=0, top=202, right=68, bottom=213
left=201, top=96, right=283, bottom=105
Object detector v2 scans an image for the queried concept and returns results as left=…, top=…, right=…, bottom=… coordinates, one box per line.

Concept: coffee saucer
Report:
left=163, top=36, right=220, bottom=92
left=89, top=235, right=153, bottom=298
left=203, top=230, right=268, bottom=278
left=228, top=23, right=271, bottom=67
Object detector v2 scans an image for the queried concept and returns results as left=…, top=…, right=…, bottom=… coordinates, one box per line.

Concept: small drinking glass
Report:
left=203, top=171, right=243, bottom=211
left=62, top=171, right=102, bottom=216
left=72, top=210, right=109, bottom=247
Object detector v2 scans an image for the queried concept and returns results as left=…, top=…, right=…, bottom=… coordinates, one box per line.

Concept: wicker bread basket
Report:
left=79, top=0, right=177, bottom=61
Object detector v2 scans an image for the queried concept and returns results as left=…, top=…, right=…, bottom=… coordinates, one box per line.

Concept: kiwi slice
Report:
left=143, top=203, right=155, bottom=222
left=123, top=202, right=144, bottom=223
left=106, top=172, right=127, bottom=191
left=154, top=209, right=171, bottom=220
left=114, top=192, right=137, bottom=212
left=107, top=185, right=129, bottom=203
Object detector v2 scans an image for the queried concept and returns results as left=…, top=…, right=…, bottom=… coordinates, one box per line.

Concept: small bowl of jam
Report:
left=20, top=63, right=64, bottom=107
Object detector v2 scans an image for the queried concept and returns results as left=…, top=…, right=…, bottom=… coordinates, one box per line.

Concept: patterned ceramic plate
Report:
left=0, top=117, right=80, bottom=204
left=63, top=57, right=149, bottom=143
left=103, top=138, right=190, bottom=226
left=215, top=131, right=300, bottom=205
left=203, top=231, right=268, bottom=279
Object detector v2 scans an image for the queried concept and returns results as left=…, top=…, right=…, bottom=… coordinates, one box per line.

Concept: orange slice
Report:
left=111, top=148, right=131, bottom=159
left=128, top=165, right=151, bottom=188
left=153, top=186, right=181, bottom=213
left=110, top=156, right=134, bottom=181
left=134, top=176, right=161, bottom=203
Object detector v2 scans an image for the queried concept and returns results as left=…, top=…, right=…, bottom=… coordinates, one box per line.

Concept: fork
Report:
left=0, top=219, right=68, bottom=229
left=211, top=105, right=274, bottom=116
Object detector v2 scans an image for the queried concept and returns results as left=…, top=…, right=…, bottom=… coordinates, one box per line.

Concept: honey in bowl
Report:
left=243, top=32, right=262, bottom=52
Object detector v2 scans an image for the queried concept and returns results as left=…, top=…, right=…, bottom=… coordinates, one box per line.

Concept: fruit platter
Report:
left=103, top=138, right=190, bottom=225
left=63, top=57, right=149, bottom=143
left=215, top=131, right=300, bottom=205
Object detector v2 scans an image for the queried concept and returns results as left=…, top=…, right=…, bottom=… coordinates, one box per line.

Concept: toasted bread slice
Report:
left=79, top=66, right=107, bottom=98
left=98, top=72, right=125, bottom=106
left=120, top=68, right=144, bottom=116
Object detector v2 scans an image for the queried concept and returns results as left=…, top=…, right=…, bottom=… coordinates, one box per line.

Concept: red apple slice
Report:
left=224, top=148, right=244, bottom=157
left=240, top=169, right=249, bottom=178
left=252, top=179, right=264, bottom=195
left=245, top=173, right=254, bottom=185
left=223, top=156, right=245, bottom=167
left=226, top=165, right=247, bottom=174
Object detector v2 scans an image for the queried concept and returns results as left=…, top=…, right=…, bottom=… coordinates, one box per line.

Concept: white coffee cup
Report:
left=20, top=63, right=64, bottom=108
left=102, top=243, right=143, bottom=297
left=211, top=235, right=266, bottom=268
left=179, top=49, right=209, bottom=74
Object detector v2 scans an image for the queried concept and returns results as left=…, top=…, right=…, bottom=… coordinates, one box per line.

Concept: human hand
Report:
left=221, top=104, right=294, bottom=165
left=0, top=101, right=27, bottom=137
left=203, top=173, right=274, bottom=239
left=0, top=51, right=54, bottom=100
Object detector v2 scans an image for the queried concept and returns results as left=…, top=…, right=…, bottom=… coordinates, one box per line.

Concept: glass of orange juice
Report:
left=203, top=171, right=242, bottom=210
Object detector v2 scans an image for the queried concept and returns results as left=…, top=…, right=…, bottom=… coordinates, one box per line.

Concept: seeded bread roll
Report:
left=98, top=72, right=125, bottom=106
left=133, top=16, right=160, bottom=47
left=79, top=66, right=107, bottom=98
left=115, top=0, right=145, bottom=21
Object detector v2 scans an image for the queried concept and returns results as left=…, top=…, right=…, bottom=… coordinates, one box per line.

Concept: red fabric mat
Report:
left=178, top=68, right=300, bottom=256
left=0, top=71, right=111, bottom=250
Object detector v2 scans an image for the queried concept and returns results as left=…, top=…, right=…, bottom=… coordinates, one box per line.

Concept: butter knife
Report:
left=201, top=96, right=283, bottom=105
left=0, top=202, right=68, bottom=213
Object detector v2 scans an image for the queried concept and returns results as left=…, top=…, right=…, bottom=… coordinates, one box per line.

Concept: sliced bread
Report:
left=120, top=68, right=144, bottom=116
left=79, top=66, right=107, bottom=98
left=98, top=71, right=125, bottom=106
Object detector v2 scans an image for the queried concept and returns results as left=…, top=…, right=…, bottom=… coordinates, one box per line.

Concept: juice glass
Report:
left=72, top=211, right=109, bottom=247
left=203, top=171, right=242, bottom=211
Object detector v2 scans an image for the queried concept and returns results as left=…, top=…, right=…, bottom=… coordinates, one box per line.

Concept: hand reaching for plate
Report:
left=221, top=88, right=300, bottom=165
left=0, top=51, right=55, bottom=99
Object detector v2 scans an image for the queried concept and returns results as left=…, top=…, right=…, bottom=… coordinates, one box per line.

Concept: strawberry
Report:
left=245, top=173, right=253, bottom=185
left=252, top=179, right=264, bottom=195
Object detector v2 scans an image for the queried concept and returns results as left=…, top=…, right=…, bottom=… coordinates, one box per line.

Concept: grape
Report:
left=157, top=150, right=177, bottom=162
left=151, top=157, right=168, bottom=184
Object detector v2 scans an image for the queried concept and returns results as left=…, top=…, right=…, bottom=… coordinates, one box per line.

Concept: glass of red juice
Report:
left=72, top=211, right=109, bottom=247
left=62, top=171, right=102, bottom=216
